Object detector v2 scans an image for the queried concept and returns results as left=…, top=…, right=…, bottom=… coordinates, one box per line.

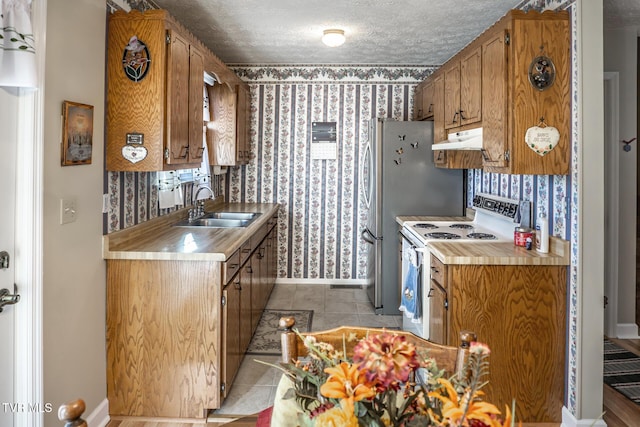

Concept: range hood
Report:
left=432, top=127, right=483, bottom=150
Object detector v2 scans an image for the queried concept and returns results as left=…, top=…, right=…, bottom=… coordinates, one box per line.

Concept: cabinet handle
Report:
left=230, top=263, right=239, bottom=269
left=431, top=267, right=439, bottom=273
left=436, top=151, right=444, bottom=162
left=246, top=266, right=253, bottom=274
left=427, top=288, right=434, bottom=298
left=459, top=109, right=466, bottom=120
left=451, top=111, right=458, bottom=124
left=234, top=279, right=241, bottom=290
left=177, top=145, right=188, bottom=159
left=242, top=248, right=251, bottom=253
left=428, top=103, right=433, bottom=113
left=195, top=146, right=205, bottom=157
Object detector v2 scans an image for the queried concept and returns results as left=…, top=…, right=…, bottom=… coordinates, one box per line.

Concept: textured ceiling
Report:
left=146, top=1, right=639, bottom=66
left=149, top=0, right=523, bottom=65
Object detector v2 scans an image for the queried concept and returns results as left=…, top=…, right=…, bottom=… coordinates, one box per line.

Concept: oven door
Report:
left=399, top=229, right=429, bottom=339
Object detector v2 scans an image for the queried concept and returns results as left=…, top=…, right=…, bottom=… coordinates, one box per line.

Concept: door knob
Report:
left=0, top=284, right=20, bottom=313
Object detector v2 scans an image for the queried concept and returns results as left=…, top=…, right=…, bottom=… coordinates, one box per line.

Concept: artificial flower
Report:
left=320, top=361, right=376, bottom=403
left=352, top=332, right=420, bottom=389
left=313, top=399, right=358, bottom=427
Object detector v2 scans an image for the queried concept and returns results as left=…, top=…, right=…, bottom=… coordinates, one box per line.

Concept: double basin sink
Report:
left=173, top=211, right=262, bottom=228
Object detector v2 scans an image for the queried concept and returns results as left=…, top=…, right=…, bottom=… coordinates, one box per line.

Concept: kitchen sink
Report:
left=201, top=212, right=261, bottom=220
left=172, top=212, right=262, bottom=228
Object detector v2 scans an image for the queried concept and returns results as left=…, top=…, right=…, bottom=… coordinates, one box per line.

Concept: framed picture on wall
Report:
left=61, top=100, right=94, bottom=166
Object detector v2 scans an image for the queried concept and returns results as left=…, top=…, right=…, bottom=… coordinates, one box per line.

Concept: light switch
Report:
left=60, top=198, right=77, bottom=224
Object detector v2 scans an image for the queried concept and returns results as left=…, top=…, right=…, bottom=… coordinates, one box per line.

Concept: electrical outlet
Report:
left=60, top=198, right=77, bottom=225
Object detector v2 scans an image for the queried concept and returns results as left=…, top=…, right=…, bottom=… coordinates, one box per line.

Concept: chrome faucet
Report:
left=191, top=186, right=215, bottom=220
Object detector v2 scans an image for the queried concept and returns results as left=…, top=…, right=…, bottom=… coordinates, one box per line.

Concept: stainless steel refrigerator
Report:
left=360, top=119, right=464, bottom=315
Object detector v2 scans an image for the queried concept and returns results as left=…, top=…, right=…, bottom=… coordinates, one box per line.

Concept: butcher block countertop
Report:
left=396, top=215, right=570, bottom=266
left=103, top=197, right=279, bottom=261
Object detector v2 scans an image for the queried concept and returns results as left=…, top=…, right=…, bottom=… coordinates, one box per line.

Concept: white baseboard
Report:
left=275, top=278, right=368, bottom=286
left=86, top=398, right=109, bottom=427
left=615, top=323, right=640, bottom=339
left=561, top=406, right=606, bottom=427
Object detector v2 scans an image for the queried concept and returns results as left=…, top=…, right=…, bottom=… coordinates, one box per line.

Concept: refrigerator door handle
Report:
left=361, top=227, right=381, bottom=245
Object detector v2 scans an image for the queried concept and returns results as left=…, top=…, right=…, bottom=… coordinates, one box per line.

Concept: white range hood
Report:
left=432, top=127, right=483, bottom=150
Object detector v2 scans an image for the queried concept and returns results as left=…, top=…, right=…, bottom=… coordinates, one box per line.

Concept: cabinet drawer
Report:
left=223, top=250, right=241, bottom=284
left=430, top=254, right=445, bottom=285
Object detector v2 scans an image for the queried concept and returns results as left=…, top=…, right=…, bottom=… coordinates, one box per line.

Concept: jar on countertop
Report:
left=514, top=227, right=534, bottom=247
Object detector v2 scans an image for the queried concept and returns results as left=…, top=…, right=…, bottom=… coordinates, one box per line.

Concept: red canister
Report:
left=514, top=227, right=534, bottom=247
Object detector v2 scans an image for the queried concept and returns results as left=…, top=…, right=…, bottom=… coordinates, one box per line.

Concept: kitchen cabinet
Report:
left=207, top=83, right=251, bottom=166
left=430, top=256, right=566, bottom=422
left=413, top=80, right=434, bottom=121
left=432, top=63, right=483, bottom=169
left=424, top=10, right=569, bottom=174
left=106, top=10, right=205, bottom=171
left=106, top=206, right=279, bottom=419
left=427, top=255, right=447, bottom=345
left=443, top=47, right=482, bottom=130
left=481, top=11, right=570, bottom=175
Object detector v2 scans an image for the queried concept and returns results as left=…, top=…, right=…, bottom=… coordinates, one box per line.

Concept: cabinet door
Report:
left=422, top=80, right=435, bottom=120
left=460, top=47, right=482, bottom=126
left=428, top=279, right=448, bottom=345
left=188, top=45, right=205, bottom=162
left=209, top=83, right=238, bottom=166
left=239, top=263, right=253, bottom=353
left=236, top=84, right=251, bottom=164
left=481, top=31, right=509, bottom=168
left=166, top=30, right=191, bottom=166
left=413, top=85, right=424, bottom=120
left=250, top=248, right=263, bottom=334
left=443, top=63, right=461, bottom=130
left=432, top=75, right=447, bottom=166
left=222, top=281, right=241, bottom=398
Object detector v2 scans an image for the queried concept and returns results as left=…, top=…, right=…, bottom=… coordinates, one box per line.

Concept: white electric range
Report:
left=399, top=193, right=530, bottom=339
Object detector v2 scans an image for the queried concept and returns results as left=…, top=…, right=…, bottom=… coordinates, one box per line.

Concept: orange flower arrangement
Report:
left=270, top=330, right=521, bottom=427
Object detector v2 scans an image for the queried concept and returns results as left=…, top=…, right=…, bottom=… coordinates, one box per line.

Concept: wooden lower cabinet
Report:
left=430, top=257, right=566, bottom=423
left=106, top=222, right=278, bottom=419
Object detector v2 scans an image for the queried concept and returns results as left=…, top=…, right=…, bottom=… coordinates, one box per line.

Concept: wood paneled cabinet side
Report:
left=444, top=262, right=567, bottom=423
left=106, top=10, right=204, bottom=171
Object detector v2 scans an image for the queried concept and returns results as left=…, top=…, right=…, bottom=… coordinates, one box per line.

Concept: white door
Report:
left=0, top=88, right=19, bottom=427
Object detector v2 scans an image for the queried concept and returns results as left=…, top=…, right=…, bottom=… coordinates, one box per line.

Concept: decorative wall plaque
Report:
left=525, top=119, right=559, bottom=156
left=122, top=145, right=148, bottom=163
left=528, top=55, right=555, bottom=91
left=122, top=35, right=150, bottom=82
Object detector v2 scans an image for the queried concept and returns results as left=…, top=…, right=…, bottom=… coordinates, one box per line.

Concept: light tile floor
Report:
left=212, top=283, right=402, bottom=416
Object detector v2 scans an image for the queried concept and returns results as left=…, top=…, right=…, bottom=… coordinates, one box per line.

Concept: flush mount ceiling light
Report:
left=322, top=29, right=346, bottom=47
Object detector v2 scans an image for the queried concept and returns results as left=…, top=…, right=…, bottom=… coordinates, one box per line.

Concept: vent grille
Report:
left=329, top=284, right=363, bottom=289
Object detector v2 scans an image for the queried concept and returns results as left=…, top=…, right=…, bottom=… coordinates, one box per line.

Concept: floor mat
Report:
left=246, top=309, right=313, bottom=355
left=604, top=339, right=640, bottom=405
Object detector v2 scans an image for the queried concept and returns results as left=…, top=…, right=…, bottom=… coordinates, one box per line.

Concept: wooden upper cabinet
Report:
left=422, top=9, right=569, bottom=175
left=106, top=9, right=246, bottom=172
left=443, top=64, right=461, bottom=130
left=483, top=10, right=570, bottom=175
left=444, top=46, right=481, bottom=130
left=459, top=47, right=482, bottom=126
left=207, top=82, right=251, bottom=166
left=422, top=80, right=435, bottom=119
left=481, top=31, right=509, bottom=169
left=413, top=85, right=424, bottom=120
left=235, top=84, right=251, bottom=165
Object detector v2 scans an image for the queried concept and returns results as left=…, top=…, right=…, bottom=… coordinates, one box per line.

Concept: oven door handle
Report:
left=399, top=230, right=427, bottom=253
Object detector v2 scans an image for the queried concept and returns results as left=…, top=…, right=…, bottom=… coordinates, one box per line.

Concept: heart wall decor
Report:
left=525, top=124, right=560, bottom=156
left=122, top=145, right=148, bottom=163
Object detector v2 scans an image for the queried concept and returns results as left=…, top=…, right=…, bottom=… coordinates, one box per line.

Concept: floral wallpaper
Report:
left=226, top=66, right=435, bottom=279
